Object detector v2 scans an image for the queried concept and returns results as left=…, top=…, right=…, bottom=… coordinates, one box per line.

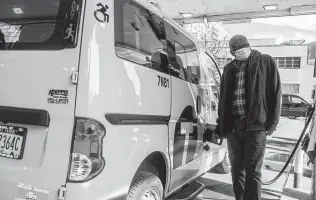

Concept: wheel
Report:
left=127, top=172, right=164, bottom=200
left=214, top=151, right=231, bottom=174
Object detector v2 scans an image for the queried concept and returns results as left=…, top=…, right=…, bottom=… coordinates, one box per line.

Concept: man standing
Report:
left=216, top=35, right=282, bottom=200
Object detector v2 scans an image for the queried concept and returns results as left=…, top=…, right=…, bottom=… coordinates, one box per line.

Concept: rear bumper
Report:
left=65, top=182, right=129, bottom=200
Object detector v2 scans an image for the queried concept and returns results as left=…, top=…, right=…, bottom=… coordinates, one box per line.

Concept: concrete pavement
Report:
left=195, top=117, right=312, bottom=200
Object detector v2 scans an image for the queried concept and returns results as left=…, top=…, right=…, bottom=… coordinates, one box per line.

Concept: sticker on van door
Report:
left=47, top=89, right=69, bottom=104
left=173, top=106, right=199, bottom=169
left=64, top=24, right=75, bottom=41
left=157, top=75, right=169, bottom=88
left=15, top=183, right=50, bottom=200
left=64, top=0, right=81, bottom=46
left=94, top=3, right=109, bottom=23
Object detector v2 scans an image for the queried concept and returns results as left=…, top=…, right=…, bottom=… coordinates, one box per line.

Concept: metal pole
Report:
left=313, top=152, right=316, bottom=200
left=294, top=146, right=304, bottom=189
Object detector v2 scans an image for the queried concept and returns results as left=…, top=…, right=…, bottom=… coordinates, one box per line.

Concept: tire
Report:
left=127, top=172, right=164, bottom=200
left=214, top=151, right=231, bottom=174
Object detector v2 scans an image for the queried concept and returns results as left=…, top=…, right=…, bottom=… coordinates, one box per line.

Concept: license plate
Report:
left=0, top=125, right=27, bottom=160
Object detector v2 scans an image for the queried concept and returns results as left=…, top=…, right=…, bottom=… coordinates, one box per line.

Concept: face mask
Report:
left=234, top=47, right=251, bottom=61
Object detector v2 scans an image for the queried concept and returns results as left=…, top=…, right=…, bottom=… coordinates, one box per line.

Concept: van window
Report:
left=165, top=22, right=200, bottom=84
left=204, top=52, right=220, bottom=86
left=0, top=0, right=82, bottom=50
left=114, top=0, right=168, bottom=73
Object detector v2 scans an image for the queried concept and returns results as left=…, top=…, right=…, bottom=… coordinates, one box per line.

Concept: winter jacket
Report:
left=217, top=50, right=282, bottom=137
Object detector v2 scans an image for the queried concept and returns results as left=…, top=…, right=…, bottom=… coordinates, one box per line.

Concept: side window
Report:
left=114, top=0, right=168, bottom=73
left=165, top=22, right=200, bottom=84
left=186, top=50, right=200, bottom=84
left=282, top=95, right=290, bottom=104
left=204, top=52, right=220, bottom=92
left=291, top=96, right=303, bottom=104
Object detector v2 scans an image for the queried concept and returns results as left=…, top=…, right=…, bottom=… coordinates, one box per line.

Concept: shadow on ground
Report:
left=196, top=175, right=283, bottom=200
left=261, top=188, right=282, bottom=200
left=282, top=188, right=312, bottom=200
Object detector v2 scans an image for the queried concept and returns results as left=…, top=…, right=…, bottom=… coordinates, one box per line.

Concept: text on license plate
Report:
left=0, top=125, right=27, bottom=160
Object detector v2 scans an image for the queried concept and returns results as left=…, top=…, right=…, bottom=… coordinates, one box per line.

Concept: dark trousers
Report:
left=227, top=119, right=267, bottom=200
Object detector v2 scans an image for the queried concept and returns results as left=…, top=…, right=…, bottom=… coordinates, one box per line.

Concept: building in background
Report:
left=184, top=23, right=316, bottom=101
left=252, top=39, right=315, bottom=101
left=223, top=38, right=315, bottom=101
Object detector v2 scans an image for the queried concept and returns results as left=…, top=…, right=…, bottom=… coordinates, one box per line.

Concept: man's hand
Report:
left=266, top=128, right=275, bottom=136
left=214, top=123, right=220, bottom=136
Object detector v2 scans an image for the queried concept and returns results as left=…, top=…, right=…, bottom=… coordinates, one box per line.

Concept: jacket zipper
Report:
left=246, top=59, right=252, bottom=132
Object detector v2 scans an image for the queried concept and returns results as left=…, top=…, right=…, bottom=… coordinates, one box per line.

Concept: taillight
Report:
left=68, top=118, right=106, bottom=182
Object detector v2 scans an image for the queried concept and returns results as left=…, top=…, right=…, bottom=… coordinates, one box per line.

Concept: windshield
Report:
left=0, top=0, right=82, bottom=50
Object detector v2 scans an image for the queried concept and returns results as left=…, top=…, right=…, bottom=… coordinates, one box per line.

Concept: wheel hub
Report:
left=141, top=188, right=160, bottom=200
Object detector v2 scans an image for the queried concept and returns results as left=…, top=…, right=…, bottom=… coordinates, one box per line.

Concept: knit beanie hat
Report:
left=229, top=35, right=250, bottom=50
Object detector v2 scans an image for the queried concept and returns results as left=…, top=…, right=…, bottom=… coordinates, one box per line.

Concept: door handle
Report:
left=197, top=95, right=201, bottom=114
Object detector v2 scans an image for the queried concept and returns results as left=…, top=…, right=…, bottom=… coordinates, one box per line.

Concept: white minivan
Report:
left=0, top=0, right=229, bottom=199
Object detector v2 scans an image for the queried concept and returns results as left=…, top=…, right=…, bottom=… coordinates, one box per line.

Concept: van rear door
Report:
left=0, top=0, right=82, bottom=199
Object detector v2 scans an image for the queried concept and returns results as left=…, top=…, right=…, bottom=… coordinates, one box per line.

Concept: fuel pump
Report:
left=305, top=85, right=316, bottom=198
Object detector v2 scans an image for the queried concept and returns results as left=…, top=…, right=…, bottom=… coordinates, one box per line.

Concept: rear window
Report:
left=0, top=0, right=82, bottom=50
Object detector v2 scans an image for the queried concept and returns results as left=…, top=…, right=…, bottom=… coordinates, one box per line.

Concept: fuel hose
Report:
left=262, top=106, right=315, bottom=185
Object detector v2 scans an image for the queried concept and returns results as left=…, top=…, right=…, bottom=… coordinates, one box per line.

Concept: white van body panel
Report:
left=68, top=0, right=171, bottom=199
left=0, top=0, right=226, bottom=199
left=0, top=0, right=85, bottom=198
left=0, top=50, right=80, bottom=199
left=66, top=125, right=170, bottom=200
left=69, top=0, right=226, bottom=199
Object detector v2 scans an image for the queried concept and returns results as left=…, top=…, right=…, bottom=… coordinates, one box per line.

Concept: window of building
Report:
left=273, top=57, right=301, bottom=69
left=114, top=0, right=168, bottom=73
left=211, top=27, right=219, bottom=38
left=282, top=83, right=299, bottom=94
left=165, top=22, right=200, bottom=84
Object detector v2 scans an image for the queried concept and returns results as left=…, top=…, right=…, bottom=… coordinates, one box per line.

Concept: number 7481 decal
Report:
left=157, top=75, right=170, bottom=88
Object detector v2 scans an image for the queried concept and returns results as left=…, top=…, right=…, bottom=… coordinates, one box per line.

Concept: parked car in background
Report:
left=281, top=94, right=311, bottom=119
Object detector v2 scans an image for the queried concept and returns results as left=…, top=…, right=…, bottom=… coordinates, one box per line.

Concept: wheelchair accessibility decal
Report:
left=94, top=3, right=109, bottom=23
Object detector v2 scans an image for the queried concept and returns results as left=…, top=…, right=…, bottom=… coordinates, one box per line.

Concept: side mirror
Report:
left=169, top=64, right=180, bottom=77
left=193, top=77, right=200, bottom=84
left=151, top=52, right=169, bottom=73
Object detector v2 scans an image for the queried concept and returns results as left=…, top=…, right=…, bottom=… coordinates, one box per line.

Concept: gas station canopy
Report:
left=149, top=0, right=316, bottom=23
